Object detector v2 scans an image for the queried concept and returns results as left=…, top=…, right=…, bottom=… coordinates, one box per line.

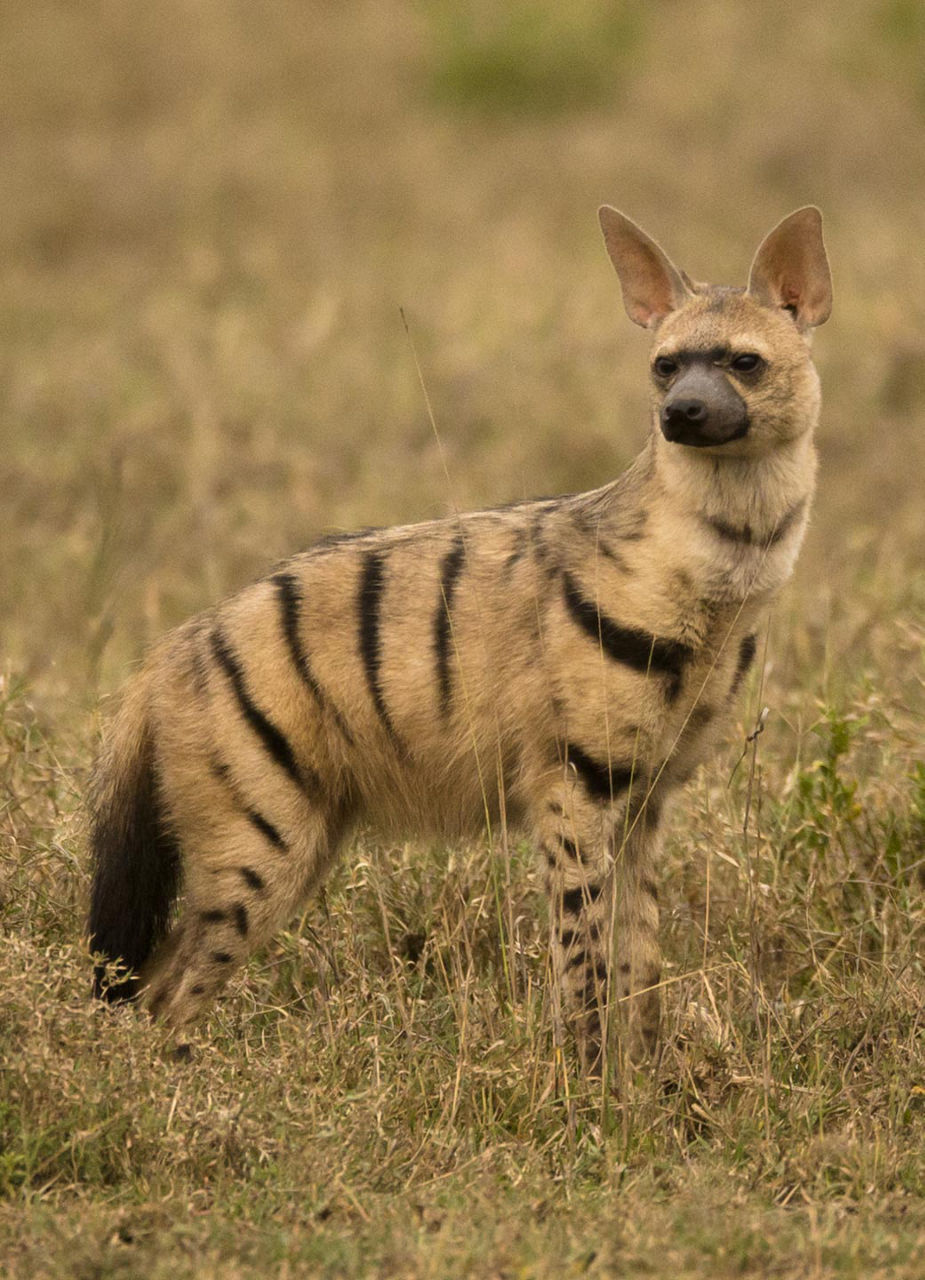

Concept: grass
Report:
left=1, top=0, right=924, bottom=1275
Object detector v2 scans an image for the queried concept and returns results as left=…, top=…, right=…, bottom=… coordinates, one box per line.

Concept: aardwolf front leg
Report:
left=611, top=793, right=663, bottom=1064
left=535, top=770, right=662, bottom=1078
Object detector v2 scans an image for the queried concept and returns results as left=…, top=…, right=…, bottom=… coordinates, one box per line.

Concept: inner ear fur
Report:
left=599, top=206, right=692, bottom=329
left=747, top=206, right=832, bottom=329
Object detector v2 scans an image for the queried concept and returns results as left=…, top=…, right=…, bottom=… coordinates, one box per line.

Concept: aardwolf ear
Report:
left=599, top=207, right=692, bottom=329
left=747, top=206, right=832, bottom=329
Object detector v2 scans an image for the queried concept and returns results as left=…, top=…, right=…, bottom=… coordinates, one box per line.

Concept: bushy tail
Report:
left=88, top=675, right=181, bottom=1002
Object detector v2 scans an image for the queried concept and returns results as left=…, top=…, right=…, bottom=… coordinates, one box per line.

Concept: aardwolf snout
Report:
left=660, top=366, right=749, bottom=448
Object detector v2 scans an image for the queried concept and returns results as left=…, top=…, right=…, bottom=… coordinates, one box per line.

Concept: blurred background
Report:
left=0, top=0, right=922, bottom=727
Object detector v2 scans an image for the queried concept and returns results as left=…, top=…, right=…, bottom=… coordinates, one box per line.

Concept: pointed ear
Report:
left=747, top=206, right=832, bottom=329
left=598, top=206, right=692, bottom=329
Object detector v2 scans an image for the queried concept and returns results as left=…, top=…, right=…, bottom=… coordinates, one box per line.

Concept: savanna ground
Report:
left=2, top=2, right=924, bottom=1275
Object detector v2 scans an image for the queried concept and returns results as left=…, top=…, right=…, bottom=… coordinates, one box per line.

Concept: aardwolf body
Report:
left=89, top=205, right=831, bottom=1075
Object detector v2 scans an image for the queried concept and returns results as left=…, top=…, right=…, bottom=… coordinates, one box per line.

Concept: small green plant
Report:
left=422, top=2, right=645, bottom=113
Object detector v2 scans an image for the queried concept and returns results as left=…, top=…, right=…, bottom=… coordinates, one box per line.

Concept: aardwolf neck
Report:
left=655, top=430, right=818, bottom=535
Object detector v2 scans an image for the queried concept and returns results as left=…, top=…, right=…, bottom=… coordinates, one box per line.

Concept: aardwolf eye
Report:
left=653, top=356, right=678, bottom=378
left=730, top=353, right=764, bottom=374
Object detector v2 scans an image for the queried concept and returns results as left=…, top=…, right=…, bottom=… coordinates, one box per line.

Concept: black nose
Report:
left=662, top=398, right=708, bottom=426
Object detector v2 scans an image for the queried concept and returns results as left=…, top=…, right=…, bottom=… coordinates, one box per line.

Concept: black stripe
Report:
left=433, top=536, right=466, bottom=719
left=240, top=867, right=265, bottom=892
left=561, top=883, right=602, bottom=916
left=583, top=976, right=604, bottom=1007
left=232, top=904, right=249, bottom=937
left=273, top=573, right=355, bottom=746
left=191, top=646, right=210, bottom=698
left=560, top=837, right=580, bottom=861
left=566, top=949, right=588, bottom=971
left=707, top=515, right=753, bottom=544
left=530, top=513, right=559, bottom=579
left=559, top=928, right=577, bottom=949
left=731, top=632, right=758, bottom=694
left=562, top=572, right=692, bottom=700
left=246, top=809, right=287, bottom=851
left=566, top=743, right=635, bottom=804
left=211, top=631, right=303, bottom=788
left=686, top=704, right=716, bottom=732
left=626, top=788, right=663, bottom=830
left=504, top=529, right=527, bottom=574
left=357, top=551, right=401, bottom=746
left=707, top=498, right=806, bottom=548
left=210, top=758, right=288, bottom=852
left=212, top=951, right=233, bottom=964
left=595, top=540, right=631, bottom=571
left=201, top=910, right=226, bottom=925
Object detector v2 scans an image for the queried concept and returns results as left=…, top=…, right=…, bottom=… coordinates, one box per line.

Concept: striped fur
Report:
left=88, top=206, right=831, bottom=1079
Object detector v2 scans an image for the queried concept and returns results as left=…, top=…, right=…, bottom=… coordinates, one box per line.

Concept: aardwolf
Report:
left=89, top=205, right=831, bottom=1076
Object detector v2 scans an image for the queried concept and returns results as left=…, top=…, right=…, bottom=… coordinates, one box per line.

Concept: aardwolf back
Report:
left=89, top=205, right=831, bottom=1076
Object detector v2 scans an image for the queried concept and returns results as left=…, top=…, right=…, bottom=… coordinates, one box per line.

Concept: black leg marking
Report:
left=212, top=951, right=233, bottom=964
left=559, top=928, right=577, bottom=949
left=433, top=535, right=466, bottom=720
left=582, top=976, right=604, bottom=1008
left=566, top=743, right=635, bottom=804
left=566, top=950, right=588, bottom=971
left=201, top=909, right=226, bottom=925
left=232, top=904, right=249, bottom=938
left=686, top=704, right=716, bottom=733
left=642, top=877, right=659, bottom=903
left=211, top=630, right=312, bottom=790
left=562, top=572, right=692, bottom=700
left=191, top=984, right=206, bottom=996
left=560, top=836, right=580, bottom=861
left=357, top=550, right=403, bottom=749
left=625, top=787, right=662, bottom=832
left=240, top=867, right=265, bottom=892
left=274, top=572, right=355, bottom=746
left=731, top=632, right=758, bottom=695
left=561, top=883, right=602, bottom=916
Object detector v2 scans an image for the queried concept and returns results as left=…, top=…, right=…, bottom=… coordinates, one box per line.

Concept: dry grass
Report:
left=1, top=1, right=924, bottom=1275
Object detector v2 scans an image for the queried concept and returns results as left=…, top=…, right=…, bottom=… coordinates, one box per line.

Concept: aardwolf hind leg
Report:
left=143, top=808, right=343, bottom=1028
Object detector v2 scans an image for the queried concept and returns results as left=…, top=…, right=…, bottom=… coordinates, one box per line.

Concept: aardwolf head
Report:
left=599, top=206, right=832, bottom=458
